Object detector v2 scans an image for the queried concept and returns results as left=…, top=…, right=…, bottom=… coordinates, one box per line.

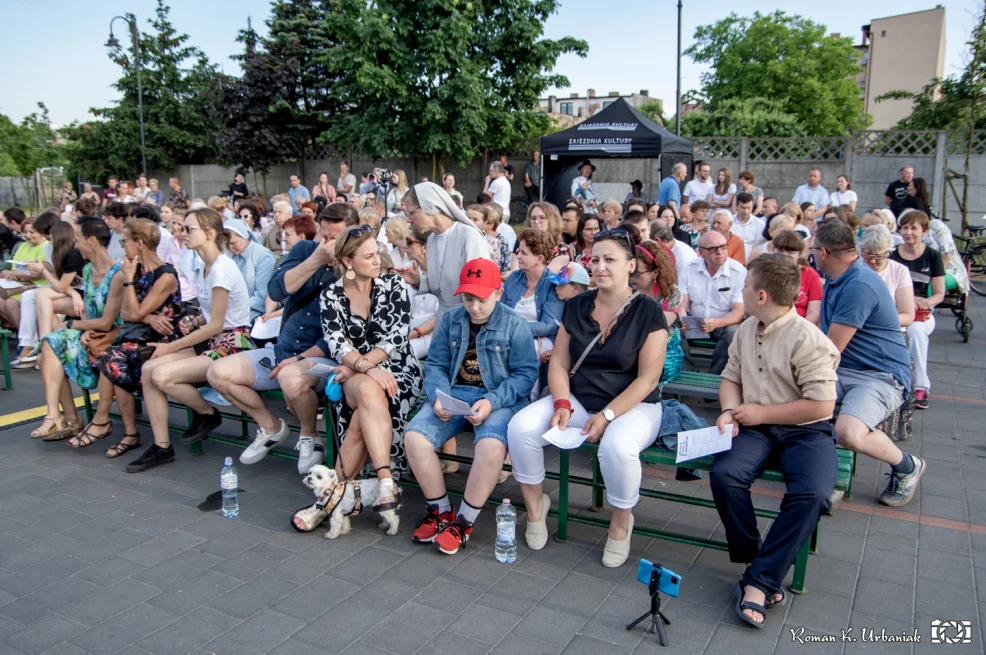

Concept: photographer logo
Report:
left=931, top=620, right=972, bottom=644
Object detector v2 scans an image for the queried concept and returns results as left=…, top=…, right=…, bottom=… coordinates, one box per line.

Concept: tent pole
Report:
left=675, top=0, right=683, bottom=136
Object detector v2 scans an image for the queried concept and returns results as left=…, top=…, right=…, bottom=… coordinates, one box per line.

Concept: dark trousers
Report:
left=709, top=324, right=738, bottom=374
left=710, top=422, right=837, bottom=595
left=524, top=185, right=540, bottom=207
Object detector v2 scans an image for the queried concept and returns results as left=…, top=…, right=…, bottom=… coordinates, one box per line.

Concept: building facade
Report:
left=538, top=89, right=659, bottom=128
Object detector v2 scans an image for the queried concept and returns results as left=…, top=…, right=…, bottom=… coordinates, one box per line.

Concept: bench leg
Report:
left=240, top=411, right=249, bottom=440
left=789, top=539, right=810, bottom=595
left=809, top=526, right=819, bottom=554
left=82, top=389, right=94, bottom=423
left=591, top=455, right=604, bottom=512
left=186, top=407, right=204, bottom=456
left=1, top=336, right=10, bottom=390
left=323, top=399, right=337, bottom=465
left=554, top=449, right=570, bottom=543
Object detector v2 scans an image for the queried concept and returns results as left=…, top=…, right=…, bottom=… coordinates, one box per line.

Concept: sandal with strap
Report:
left=30, top=416, right=62, bottom=439
left=68, top=421, right=113, bottom=449
left=42, top=419, right=83, bottom=442
left=733, top=581, right=767, bottom=629
left=106, top=434, right=141, bottom=459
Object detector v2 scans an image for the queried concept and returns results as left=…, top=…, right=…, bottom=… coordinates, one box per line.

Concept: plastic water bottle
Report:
left=221, top=457, right=239, bottom=518
left=495, top=499, right=517, bottom=563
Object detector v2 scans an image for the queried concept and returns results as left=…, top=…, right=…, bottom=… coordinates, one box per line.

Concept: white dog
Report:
left=302, top=465, right=400, bottom=539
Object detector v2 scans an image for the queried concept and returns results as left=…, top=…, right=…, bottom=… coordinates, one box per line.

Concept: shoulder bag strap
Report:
left=569, top=292, right=640, bottom=379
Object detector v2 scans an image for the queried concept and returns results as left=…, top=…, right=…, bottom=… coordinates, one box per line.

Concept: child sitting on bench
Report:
left=710, top=254, right=840, bottom=629
left=404, top=258, right=538, bottom=555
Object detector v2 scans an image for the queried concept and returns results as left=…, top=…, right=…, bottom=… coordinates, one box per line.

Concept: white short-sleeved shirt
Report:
left=496, top=221, right=517, bottom=253
left=338, top=173, right=356, bottom=193
left=875, top=259, right=912, bottom=296
left=683, top=179, right=715, bottom=203
left=792, top=184, right=830, bottom=209
left=829, top=190, right=857, bottom=208
left=680, top=257, right=747, bottom=319
left=670, top=239, right=697, bottom=277
left=710, top=183, right=736, bottom=205
left=489, top=177, right=511, bottom=219
left=730, top=215, right=766, bottom=259
left=195, top=253, right=251, bottom=329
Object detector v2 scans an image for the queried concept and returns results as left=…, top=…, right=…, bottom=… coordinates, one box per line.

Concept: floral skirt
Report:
left=659, top=328, right=684, bottom=389
left=95, top=343, right=149, bottom=394
left=43, top=328, right=99, bottom=390
left=193, top=326, right=253, bottom=360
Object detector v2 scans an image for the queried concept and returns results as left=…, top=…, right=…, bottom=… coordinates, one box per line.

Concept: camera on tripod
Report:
left=627, top=559, right=682, bottom=647
left=374, top=168, right=395, bottom=200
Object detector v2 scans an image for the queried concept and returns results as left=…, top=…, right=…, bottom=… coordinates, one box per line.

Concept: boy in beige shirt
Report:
left=711, top=254, right=840, bottom=629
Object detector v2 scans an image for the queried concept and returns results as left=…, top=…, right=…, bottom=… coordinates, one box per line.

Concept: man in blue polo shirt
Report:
left=657, top=162, right=687, bottom=218
left=207, top=203, right=355, bottom=473
left=813, top=220, right=925, bottom=508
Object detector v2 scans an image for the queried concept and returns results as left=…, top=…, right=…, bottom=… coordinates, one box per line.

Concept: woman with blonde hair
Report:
left=709, top=168, right=736, bottom=209
left=386, top=170, right=409, bottom=217
left=385, top=215, right=413, bottom=269
left=598, top=199, right=622, bottom=229
left=467, top=204, right=509, bottom=274
left=748, top=214, right=796, bottom=261
left=512, top=201, right=571, bottom=272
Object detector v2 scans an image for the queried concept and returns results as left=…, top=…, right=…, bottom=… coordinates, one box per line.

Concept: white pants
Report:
left=410, top=335, right=432, bottom=360
left=907, top=314, right=935, bottom=392
left=507, top=395, right=662, bottom=509
left=17, top=288, right=38, bottom=349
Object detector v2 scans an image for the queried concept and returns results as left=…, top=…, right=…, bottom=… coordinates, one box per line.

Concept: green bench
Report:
left=553, top=442, right=856, bottom=595
left=0, top=327, right=11, bottom=390
left=663, top=370, right=721, bottom=400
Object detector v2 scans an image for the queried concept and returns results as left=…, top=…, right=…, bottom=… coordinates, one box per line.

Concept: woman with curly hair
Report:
left=632, top=239, right=684, bottom=387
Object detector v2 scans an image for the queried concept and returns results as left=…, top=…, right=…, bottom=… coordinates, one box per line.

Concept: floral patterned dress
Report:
left=658, top=287, right=684, bottom=387
left=320, top=271, right=423, bottom=479
left=95, top=264, right=182, bottom=393
left=43, top=262, right=123, bottom=390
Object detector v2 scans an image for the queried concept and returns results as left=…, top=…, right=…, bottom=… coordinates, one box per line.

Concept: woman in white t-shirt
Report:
left=829, top=175, right=858, bottom=214
left=707, top=168, right=736, bottom=209
left=127, top=207, right=253, bottom=473
left=859, top=225, right=915, bottom=330
left=386, top=170, right=409, bottom=217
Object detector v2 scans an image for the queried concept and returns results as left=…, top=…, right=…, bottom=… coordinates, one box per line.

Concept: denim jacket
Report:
left=231, top=240, right=276, bottom=319
left=501, top=268, right=563, bottom=338
left=423, top=303, right=538, bottom=412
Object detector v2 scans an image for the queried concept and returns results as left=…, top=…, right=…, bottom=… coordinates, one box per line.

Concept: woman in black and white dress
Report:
left=320, top=224, right=423, bottom=505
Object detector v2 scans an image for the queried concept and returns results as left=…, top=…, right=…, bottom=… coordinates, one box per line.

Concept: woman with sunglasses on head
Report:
left=314, top=223, right=423, bottom=516
left=126, top=208, right=253, bottom=473
left=574, top=213, right=601, bottom=278
left=508, top=223, right=669, bottom=567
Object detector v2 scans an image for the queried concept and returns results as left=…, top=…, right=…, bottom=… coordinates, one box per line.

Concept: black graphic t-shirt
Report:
left=455, top=321, right=485, bottom=387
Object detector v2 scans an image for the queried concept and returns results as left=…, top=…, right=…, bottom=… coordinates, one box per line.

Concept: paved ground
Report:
left=0, top=302, right=984, bottom=655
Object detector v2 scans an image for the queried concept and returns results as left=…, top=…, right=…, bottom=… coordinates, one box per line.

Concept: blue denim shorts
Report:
left=406, top=384, right=516, bottom=448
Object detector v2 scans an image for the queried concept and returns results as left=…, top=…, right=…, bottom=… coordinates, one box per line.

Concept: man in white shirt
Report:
left=679, top=231, right=747, bottom=374
left=569, top=160, right=596, bottom=203
left=791, top=168, right=830, bottom=216
left=485, top=162, right=512, bottom=222
left=683, top=162, right=715, bottom=205
left=730, top=192, right=765, bottom=260
left=337, top=162, right=356, bottom=195
left=651, top=223, right=696, bottom=278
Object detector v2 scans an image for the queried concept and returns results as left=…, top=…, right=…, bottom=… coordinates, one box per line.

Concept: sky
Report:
left=1, top=0, right=981, bottom=127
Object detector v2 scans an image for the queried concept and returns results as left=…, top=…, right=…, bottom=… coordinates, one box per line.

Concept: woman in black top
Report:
left=903, top=177, right=931, bottom=216
left=507, top=223, right=669, bottom=568
left=890, top=210, right=944, bottom=409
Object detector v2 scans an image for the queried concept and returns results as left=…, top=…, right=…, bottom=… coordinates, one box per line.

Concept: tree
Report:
left=320, top=0, right=587, bottom=173
left=0, top=104, right=66, bottom=205
left=681, top=97, right=807, bottom=137
left=67, top=1, right=225, bottom=182
left=876, top=77, right=986, bottom=131
left=638, top=100, right=667, bottom=128
left=685, top=11, right=868, bottom=136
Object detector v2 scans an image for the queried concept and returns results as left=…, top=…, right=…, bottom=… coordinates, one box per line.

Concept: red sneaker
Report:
left=435, top=516, right=473, bottom=555
left=412, top=505, right=453, bottom=544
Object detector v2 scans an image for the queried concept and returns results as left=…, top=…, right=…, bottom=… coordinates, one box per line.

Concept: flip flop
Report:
left=733, top=581, right=767, bottom=629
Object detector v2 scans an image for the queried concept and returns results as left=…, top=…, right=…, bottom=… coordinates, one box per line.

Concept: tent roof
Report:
left=540, top=97, right=692, bottom=159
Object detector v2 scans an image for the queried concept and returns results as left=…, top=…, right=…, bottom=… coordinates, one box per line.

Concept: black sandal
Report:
left=106, top=434, right=141, bottom=459
left=68, top=421, right=112, bottom=449
left=733, top=581, right=767, bottom=629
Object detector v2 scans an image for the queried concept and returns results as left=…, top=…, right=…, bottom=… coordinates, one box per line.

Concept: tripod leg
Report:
left=655, top=617, right=669, bottom=647
left=626, top=611, right=651, bottom=631
left=659, top=611, right=671, bottom=626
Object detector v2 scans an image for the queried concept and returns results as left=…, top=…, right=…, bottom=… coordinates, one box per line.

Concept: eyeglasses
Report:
left=181, top=225, right=201, bottom=235
left=699, top=244, right=728, bottom=253
left=238, top=213, right=252, bottom=219
left=861, top=252, right=889, bottom=261
left=528, top=214, right=548, bottom=224
left=347, top=224, right=374, bottom=239
left=594, top=228, right=633, bottom=251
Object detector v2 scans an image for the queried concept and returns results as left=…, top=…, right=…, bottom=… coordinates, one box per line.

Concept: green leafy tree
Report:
left=685, top=11, right=868, bottom=136
left=0, top=104, right=66, bottom=205
left=67, top=1, right=224, bottom=182
left=320, top=0, right=587, bottom=173
left=638, top=100, right=667, bottom=128
left=876, top=77, right=986, bottom=131
left=681, top=97, right=807, bottom=137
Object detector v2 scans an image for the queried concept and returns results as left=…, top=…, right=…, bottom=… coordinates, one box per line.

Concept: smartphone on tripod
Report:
left=636, top=559, right=681, bottom=598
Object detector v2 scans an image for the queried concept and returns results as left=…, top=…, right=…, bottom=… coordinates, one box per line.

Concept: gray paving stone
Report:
left=446, top=603, right=523, bottom=645
left=0, top=615, right=23, bottom=639
left=132, top=547, right=225, bottom=590
left=72, top=602, right=177, bottom=654
left=38, top=643, right=94, bottom=655
left=0, top=575, right=100, bottom=625
left=513, top=605, right=588, bottom=647
left=0, top=554, right=90, bottom=596
left=208, top=542, right=295, bottom=582
left=266, top=541, right=351, bottom=584
left=419, top=630, right=491, bottom=655
left=203, top=607, right=304, bottom=655
left=917, top=548, right=976, bottom=590
left=580, top=594, right=650, bottom=650
left=919, top=524, right=971, bottom=555
left=206, top=571, right=297, bottom=619
left=775, top=625, right=845, bottom=654
left=844, top=612, right=917, bottom=655
left=414, top=578, right=484, bottom=614
left=562, top=634, right=633, bottom=655
left=146, top=569, right=242, bottom=616
left=473, top=569, right=554, bottom=616
left=539, top=571, right=615, bottom=619
left=853, top=577, right=915, bottom=624
left=2, top=613, right=87, bottom=654
left=61, top=578, right=162, bottom=627
left=270, top=575, right=361, bottom=621
left=73, top=556, right=146, bottom=588
left=915, top=576, right=977, bottom=619
left=785, top=588, right=853, bottom=634
left=72, top=528, right=154, bottom=564
left=328, top=545, right=404, bottom=586
left=196, top=523, right=277, bottom=558
left=493, top=633, right=564, bottom=655
left=266, top=638, right=330, bottom=655
left=292, top=600, right=386, bottom=650
left=137, top=606, right=241, bottom=655
left=362, top=601, right=456, bottom=654
left=860, top=546, right=917, bottom=582
left=442, top=550, right=514, bottom=591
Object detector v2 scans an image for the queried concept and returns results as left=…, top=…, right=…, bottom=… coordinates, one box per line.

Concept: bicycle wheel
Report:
left=966, top=247, right=986, bottom=296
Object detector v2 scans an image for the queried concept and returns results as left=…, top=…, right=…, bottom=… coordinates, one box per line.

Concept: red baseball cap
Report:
left=454, top=258, right=501, bottom=299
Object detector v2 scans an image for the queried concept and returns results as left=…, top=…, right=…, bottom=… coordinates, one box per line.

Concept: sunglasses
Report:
left=181, top=225, right=202, bottom=235
left=347, top=224, right=374, bottom=239
left=594, top=228, right=634, bottom=251
left=699, top=244, right=728, bottom=253
left=238, top=213, right=252, bottom=219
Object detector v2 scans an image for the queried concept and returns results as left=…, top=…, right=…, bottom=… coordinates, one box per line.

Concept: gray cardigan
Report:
left=419, top=221, right=493, bottom=326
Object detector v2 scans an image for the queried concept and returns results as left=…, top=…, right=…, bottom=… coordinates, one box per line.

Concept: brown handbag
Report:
left=84, top=327, right=120, bottom=363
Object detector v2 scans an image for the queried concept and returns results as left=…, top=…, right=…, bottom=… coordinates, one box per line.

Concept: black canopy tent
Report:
left=539, top=97, right=693, bottom=210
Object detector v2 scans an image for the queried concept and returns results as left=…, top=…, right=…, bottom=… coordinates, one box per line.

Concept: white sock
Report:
left=428, top=494, right=452, bottom=513
left=458, top=500, right=481, bottom=525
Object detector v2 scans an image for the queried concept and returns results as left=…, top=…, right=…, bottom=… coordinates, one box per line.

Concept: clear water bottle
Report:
left=221, top=457, right=239, bottom=518
left=494, top=498, right=517, bottom=563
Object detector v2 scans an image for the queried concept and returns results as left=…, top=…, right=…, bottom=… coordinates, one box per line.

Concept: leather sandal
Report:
left=30, top=416, right=63, bottom=439
left=106, top=434, right=141, bottom=458
left=68, top=421, right=112, bottom=448
left=42, top=419, right=83, bottom=442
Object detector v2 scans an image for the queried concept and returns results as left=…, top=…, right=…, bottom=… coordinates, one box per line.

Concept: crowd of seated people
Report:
left=1, top=160, right=953, bottom=631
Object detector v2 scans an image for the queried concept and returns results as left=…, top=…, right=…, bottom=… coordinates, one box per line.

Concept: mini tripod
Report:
left=626, top=568, right=672, bottom=646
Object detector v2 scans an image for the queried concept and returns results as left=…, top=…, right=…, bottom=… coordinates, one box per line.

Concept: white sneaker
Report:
left=239, top=419, right=289, bottom=465
left=296, top=435, right=326, bottom=474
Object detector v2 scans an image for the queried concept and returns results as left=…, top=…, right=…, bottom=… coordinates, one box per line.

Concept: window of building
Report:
left=559, top=102, right=573, bottom=115
left=861, top=52, right=869, bottom=65
left=881, top=30, right=886, bottom=37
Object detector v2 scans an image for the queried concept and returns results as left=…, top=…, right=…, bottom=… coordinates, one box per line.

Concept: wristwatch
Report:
left=601, top=408, right=616, bottom=422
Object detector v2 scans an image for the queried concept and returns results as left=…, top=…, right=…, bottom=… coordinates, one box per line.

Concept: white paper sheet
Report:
left=10, top=261, right=32, bottom=272
left=436, top=390, right=475, bottom=416
left=681, top=316, right=710, bottom=340
left=675, top=425, right=733, bottom=463
left=303, top=362, right=336, bottom=378
left=0, top=279, right=23, bottom=289
left=542, top=425, right=589, bottom=450
left=250, top=315, right=282, bottom=340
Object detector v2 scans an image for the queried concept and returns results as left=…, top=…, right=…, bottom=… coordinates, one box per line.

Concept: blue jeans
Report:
left=407, top=385, right=517, bottom=448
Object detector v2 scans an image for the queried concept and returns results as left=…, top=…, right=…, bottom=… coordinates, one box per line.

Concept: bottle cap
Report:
left=225, top=457, right=233, bottom=466
left=502, top=498, right=510, bottom=505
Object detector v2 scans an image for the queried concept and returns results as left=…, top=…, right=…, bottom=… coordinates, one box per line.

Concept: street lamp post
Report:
left=676, top=0, right=683, bottom=136
left=108, top=15, right=147, bottom=176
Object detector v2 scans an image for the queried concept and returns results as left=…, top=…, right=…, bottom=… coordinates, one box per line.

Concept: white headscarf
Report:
left=412, top=182, right=472, bottom=227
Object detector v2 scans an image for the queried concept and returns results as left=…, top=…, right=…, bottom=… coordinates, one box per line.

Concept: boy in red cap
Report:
left=404, top=258, right=539, bottom=554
